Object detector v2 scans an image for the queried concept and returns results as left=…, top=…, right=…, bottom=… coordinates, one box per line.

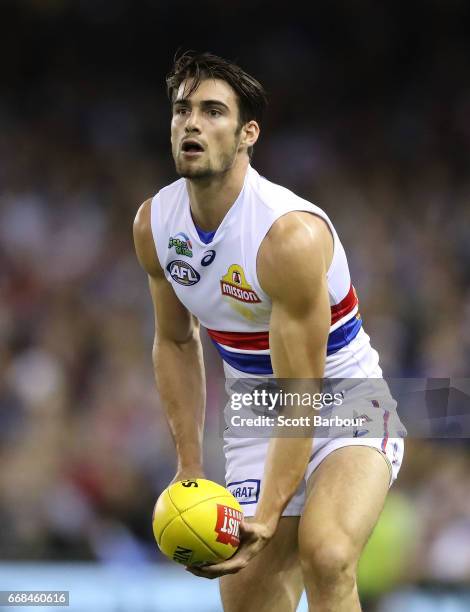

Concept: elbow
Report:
left=152, top=325, right=201, bottom=359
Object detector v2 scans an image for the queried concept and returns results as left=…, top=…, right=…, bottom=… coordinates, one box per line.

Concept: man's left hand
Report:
left=185, top=519, right=275, bottom=579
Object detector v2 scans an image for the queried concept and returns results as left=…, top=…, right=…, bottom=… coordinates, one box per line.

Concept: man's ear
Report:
left=241, top=120, right=260, bottom=150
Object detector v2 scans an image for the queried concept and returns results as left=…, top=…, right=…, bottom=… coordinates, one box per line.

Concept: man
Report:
left=133, top=51, right=405, bottom=612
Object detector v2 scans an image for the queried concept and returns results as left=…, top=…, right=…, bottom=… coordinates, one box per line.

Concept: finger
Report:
left=197, top=557, right=248, bottom=576
left=185, top=566, right=219, bottom=579
left=239, top=522, right=250, bottom=536
left=185, top=564, right=219, bottom=578
left=188, top=566, right=241, bottom=579
left=186, top=564, right=241, bottom=579
left=239, top=520, right=258, bottom=539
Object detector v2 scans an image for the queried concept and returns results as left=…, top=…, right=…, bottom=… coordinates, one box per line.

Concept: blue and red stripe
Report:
left=208, top=315, right=362, bottom=375
left=331, top=284, right=358, bottom=325
left=208, top=284, right=361, bottom=375
left=212, top=344, right=273, bottom=375
left=207, top=329, right=269, bottom=351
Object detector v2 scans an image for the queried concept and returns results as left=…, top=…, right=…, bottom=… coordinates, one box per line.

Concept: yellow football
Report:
left=152, top=478, right=244, bottom=566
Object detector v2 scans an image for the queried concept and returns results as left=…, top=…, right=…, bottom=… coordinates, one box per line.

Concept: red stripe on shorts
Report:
left=381, top=410, right=390, bottom=452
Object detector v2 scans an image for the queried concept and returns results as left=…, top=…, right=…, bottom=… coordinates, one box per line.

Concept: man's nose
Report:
left=184, top=110, right=201, bottom=133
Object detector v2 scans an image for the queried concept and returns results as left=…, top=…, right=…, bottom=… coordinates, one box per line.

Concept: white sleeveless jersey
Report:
left=150, top=165, right=378, bottom=378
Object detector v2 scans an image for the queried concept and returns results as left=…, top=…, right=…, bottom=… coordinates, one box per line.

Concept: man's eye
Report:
left=175, top=108, right=188, bottom=116
left=208, top=109, right=221, bottom=117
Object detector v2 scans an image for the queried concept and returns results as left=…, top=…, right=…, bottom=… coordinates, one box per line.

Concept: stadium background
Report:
left=1, top=0, right=469, bottom=610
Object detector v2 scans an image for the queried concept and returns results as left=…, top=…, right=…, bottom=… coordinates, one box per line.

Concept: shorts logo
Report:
left=168, top=232, right=193, bottom=257
left=167, top=260, right=200, bottom=286
left=226, top=479, right=260, bottom=505
left=214, top=504, right=243, bottom=547
left=220, top=265, right=261, bottom=303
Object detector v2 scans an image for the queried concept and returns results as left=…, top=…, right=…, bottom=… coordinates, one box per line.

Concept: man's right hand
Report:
left=170, top=465, right=205, bottom=486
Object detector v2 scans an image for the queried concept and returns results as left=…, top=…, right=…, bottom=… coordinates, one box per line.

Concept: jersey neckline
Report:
left=182, top=165, right=253, bottom=247
left=193, top=222, right=217, bottom=244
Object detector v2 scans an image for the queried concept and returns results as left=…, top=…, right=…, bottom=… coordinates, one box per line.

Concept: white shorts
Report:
left=222, top=329, right=406, bottom=517
left=224, top=434, right=404, bottom=517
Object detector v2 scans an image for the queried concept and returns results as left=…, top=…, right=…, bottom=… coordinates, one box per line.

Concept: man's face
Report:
left=171, top=78, right=244, bottom=180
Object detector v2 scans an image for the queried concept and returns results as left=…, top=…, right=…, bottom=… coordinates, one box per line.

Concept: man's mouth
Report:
left=181, top=140, right=205, bottom=156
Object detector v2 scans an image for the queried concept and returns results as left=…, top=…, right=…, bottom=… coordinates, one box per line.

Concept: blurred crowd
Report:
left=1, top=1, right=470, bottom=609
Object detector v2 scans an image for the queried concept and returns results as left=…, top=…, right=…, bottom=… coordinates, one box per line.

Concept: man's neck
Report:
left=186, top=157, right=249, bottom=231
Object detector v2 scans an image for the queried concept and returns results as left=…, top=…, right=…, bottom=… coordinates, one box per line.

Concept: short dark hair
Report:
left=166, top=51, right=268, bottom=159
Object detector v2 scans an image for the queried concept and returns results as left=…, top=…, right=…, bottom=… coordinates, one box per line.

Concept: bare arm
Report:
left=254, top=211, right=333, bottom=531
left=133, top=198, right=206, bottom=479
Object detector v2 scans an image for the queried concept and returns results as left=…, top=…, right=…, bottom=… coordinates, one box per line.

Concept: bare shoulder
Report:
left=257, top=211, right=333, bottom=301
left=133, top=198, right=162, bottom=277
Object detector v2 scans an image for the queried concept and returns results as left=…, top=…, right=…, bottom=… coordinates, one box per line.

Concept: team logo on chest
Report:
left=168, top=232, right=193, bottom=257
left=220, top=264, right=261, bottom=303
left=167, top=260, right=200, bottom=285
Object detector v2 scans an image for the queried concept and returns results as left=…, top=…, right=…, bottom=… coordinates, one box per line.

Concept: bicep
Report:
left=133, top=198, right=197, bottom=343
left=258, top=212, right=332, bottom=378
left=269, top=273, right=330, bottom=378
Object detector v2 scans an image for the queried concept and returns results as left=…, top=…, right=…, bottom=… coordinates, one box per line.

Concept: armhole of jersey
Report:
left=253, top=207, right=339, bottom=300
left=320, top=215, right=340, bottom=280
left=150, top=193, right=165, bottom=271
left=301, top=210, right=342, bottom=303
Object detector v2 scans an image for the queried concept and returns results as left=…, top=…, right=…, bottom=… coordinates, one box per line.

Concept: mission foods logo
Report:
left=220, top=264, right=261, bottom=303
left=167, top=260, right=200, bottom=286
left=168, top=233, right=193, bottom=257
left=214, top=504, right=243, bottom=547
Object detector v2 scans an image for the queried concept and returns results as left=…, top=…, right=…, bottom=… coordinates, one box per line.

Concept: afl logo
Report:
left=167, top=260, right=200, bottom=286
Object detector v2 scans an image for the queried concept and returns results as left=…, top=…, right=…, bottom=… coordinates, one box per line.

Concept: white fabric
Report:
left=150, top=165, right=354, bottom=334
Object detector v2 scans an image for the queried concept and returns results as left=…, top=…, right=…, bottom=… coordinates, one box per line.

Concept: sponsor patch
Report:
left=220, top=265, right=261, bottom=303
left=214, top=504, right=243, bottom=547
left=167, top=260, right=200, bottom=286
left=168, top=232, right=193, bottom=257
left=227, top=478, right=260, bottom=505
